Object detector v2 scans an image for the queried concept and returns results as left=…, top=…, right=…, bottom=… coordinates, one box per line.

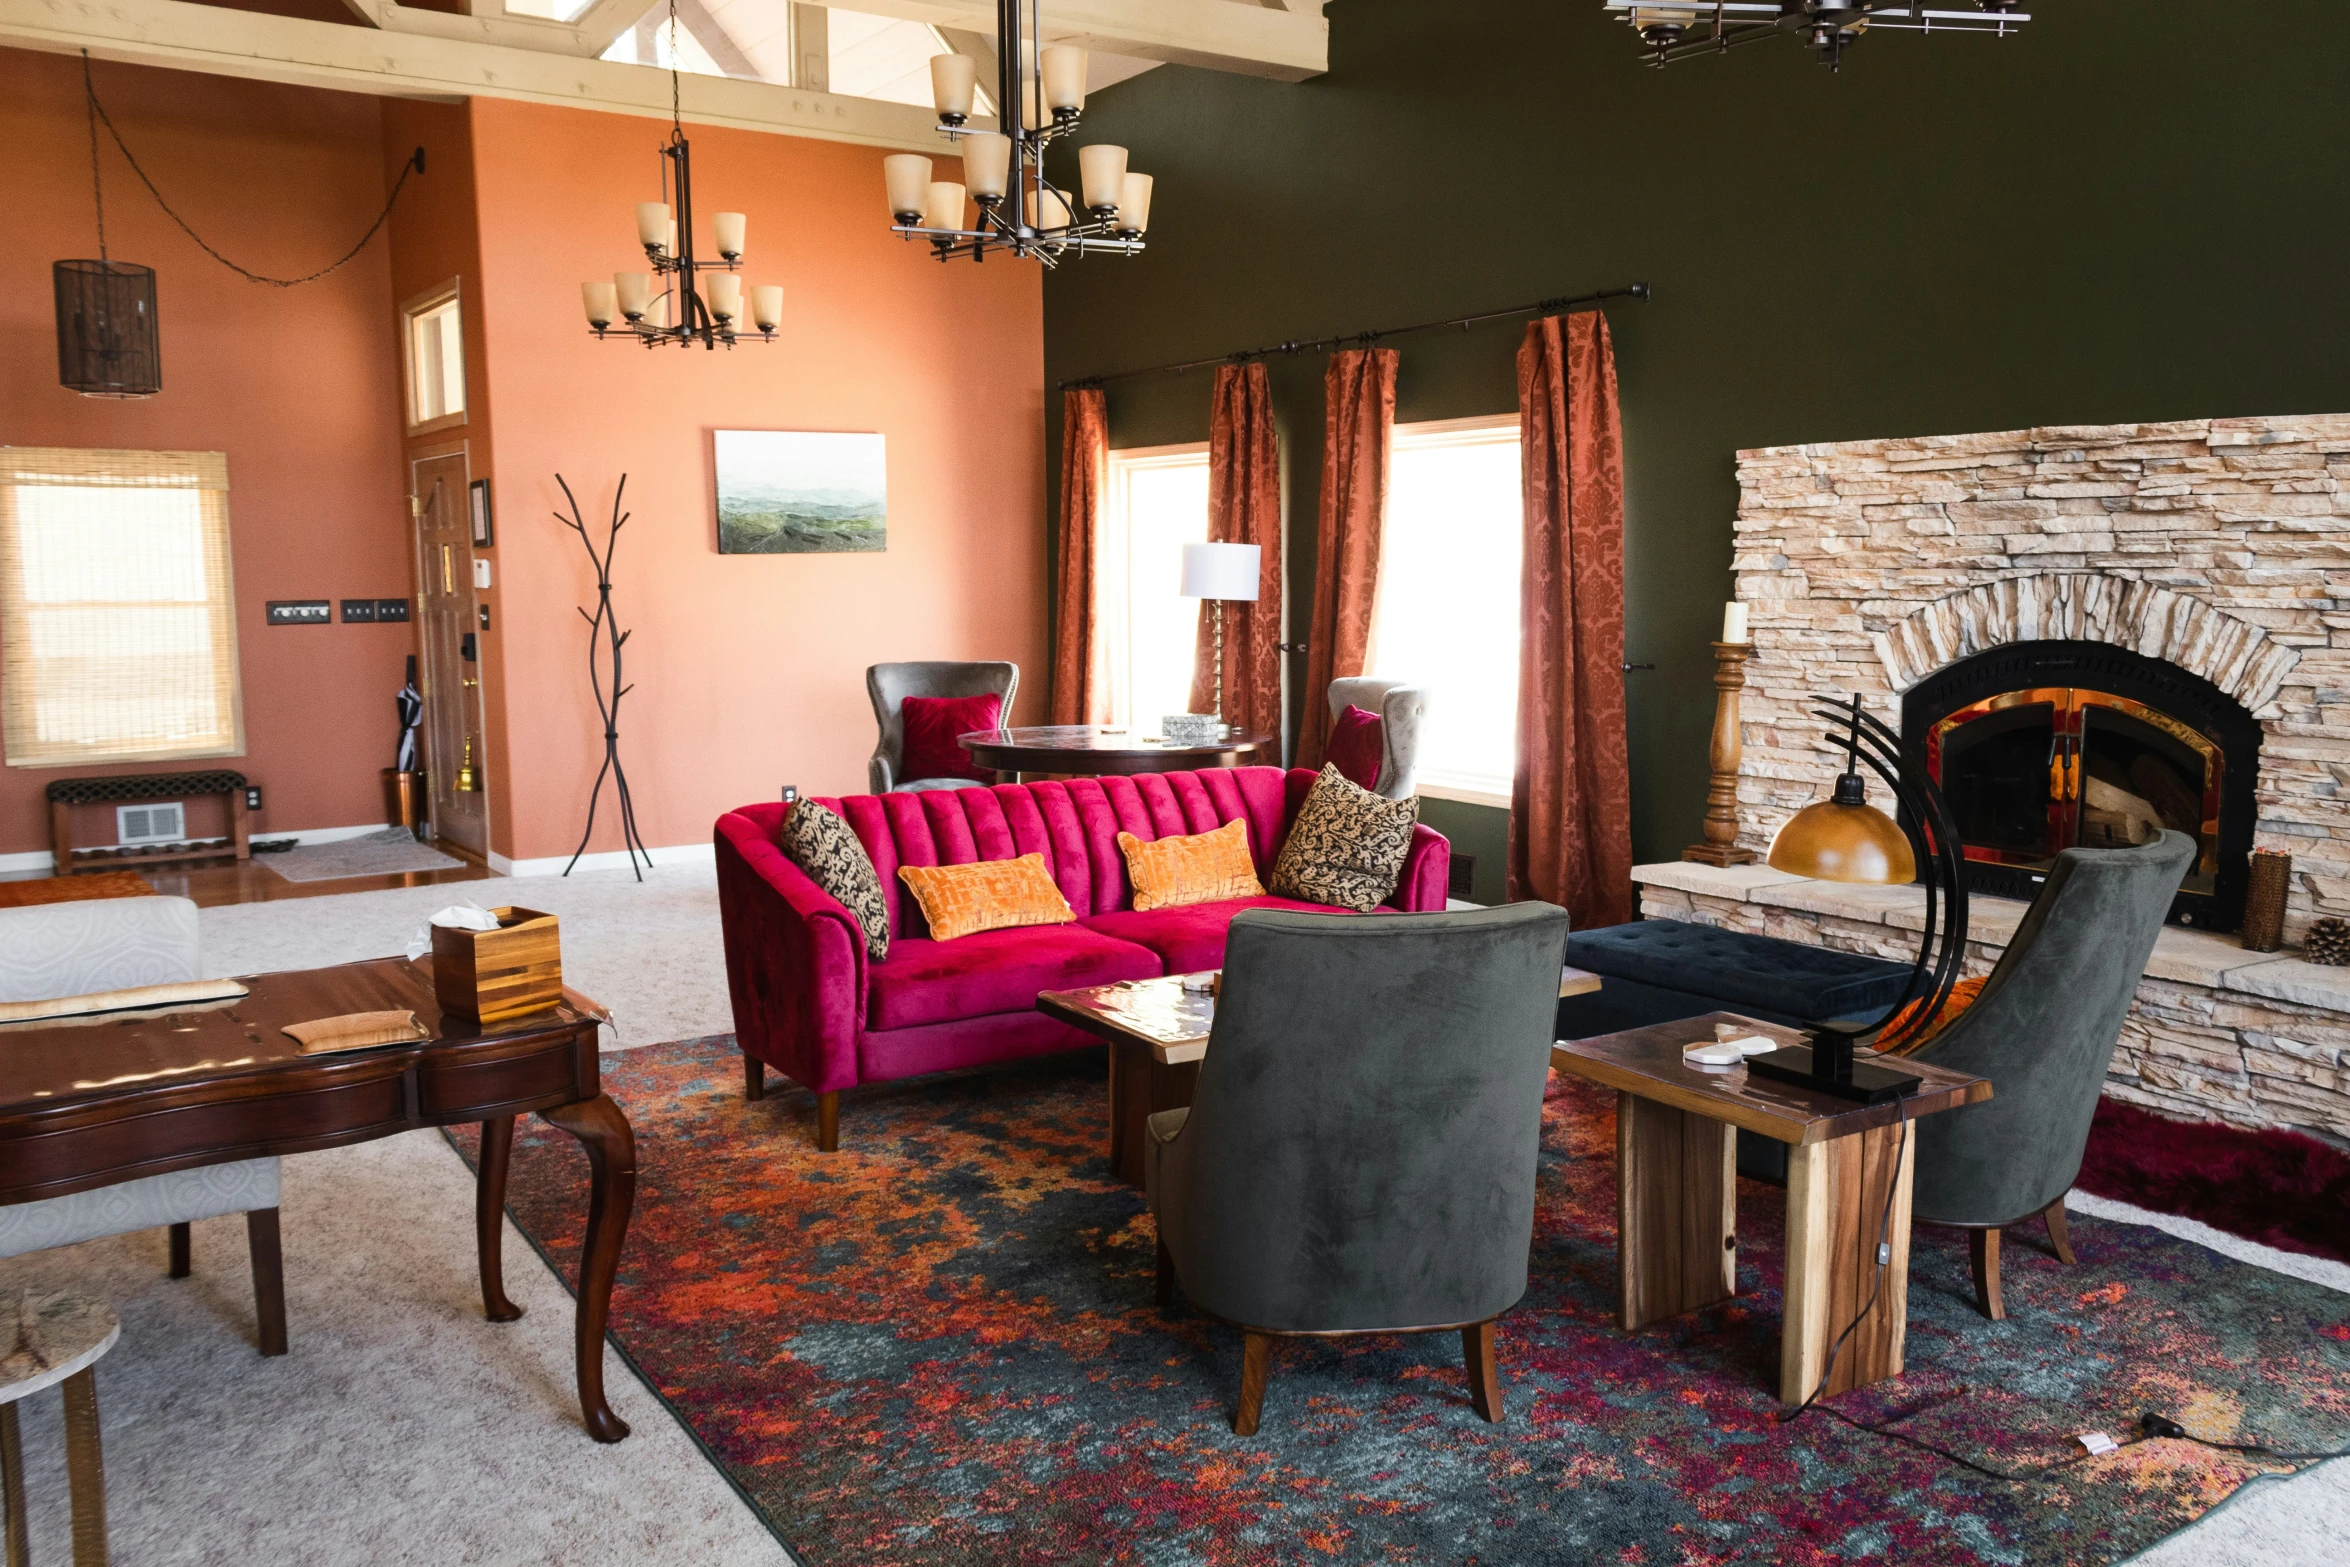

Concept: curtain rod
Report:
left=1057, top=282, right=1651, bottom=391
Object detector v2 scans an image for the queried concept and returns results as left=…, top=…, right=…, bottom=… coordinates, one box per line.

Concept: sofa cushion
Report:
left=1270, top=764, right=1419, bottom=912
left=1079, top=896, right=1344, bottom=975
left=897, top=852, right=1074, bottom=943
left=1118, top=818, right=1264, bottom=911
left=1566, top=920, right=1914, bottom=1024
left=779, top=801, right=891, bottom=961
left=866, top=923, right=1161, bottom=1031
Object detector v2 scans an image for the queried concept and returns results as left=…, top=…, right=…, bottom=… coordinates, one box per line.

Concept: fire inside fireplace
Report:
left=1900, top=641, right=2262, bottom=930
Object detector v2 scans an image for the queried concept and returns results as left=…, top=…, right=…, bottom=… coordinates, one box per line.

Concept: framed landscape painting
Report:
left=713, top=430, right=887, bottom=554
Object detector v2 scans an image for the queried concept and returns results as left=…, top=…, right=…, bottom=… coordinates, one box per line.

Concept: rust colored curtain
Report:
left=1189, top=364, right=1284, bottom=734
left=1051, top=387, right=1109, bottom=725
left=1298, top=348, right=1398, bottom=769
left=1510, top=311, right=1632, bottom=927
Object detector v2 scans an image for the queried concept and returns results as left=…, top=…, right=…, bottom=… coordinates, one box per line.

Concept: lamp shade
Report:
left=1078, top=144, right=1128, bottom=212
left=930, top=53, right=977, bottom=120
left=54, top=260, right=160, bottom=398
left=883, top=154, right=933, bottom=221
left=1766, top=781, right=1916, bottom=885
left=961, top=133, right=1012, bottom=201
left=1180, top=542, right=1261, bottom=602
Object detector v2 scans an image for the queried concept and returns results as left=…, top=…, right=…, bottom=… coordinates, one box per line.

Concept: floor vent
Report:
left=1447, top=852, right=1478, bottom=901
left=117, top=801, right=187, bottom=846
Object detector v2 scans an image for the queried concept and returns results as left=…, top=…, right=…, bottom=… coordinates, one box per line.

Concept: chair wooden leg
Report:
left=167, top=1222, right=190, bottom=1280
left=61, top=1368, right=106, bottom=1567
left=1155, top=1235, right=1176, bottom=1312
left=2, top=1401, right=27, bottom=1567
left=744, top=1051, right=765, bottom=1102
left=246, top=1208, right=288, bottom=1357
left=816, top=1091, right=840, bottom=1153
left=1968, top=1228, right=2005, bottom=1321
left=1462, top=1320, right=1503, bottom=1423
left=2043, top=1200, right=2076, bottom=1265
left=1233, top=1331, right=1271, bottom=1436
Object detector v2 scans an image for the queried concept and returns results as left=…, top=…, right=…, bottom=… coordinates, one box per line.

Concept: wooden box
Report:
left=432, top=907, right=562, bottom=1024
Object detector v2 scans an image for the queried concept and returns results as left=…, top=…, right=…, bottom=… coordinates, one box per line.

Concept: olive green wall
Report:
left=1042, top=0, right=2350, bottom=889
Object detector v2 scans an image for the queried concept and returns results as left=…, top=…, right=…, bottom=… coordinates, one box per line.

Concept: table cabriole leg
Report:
left=477, top=1117, right=524, bottom=1323
left=539, top=1093, right=637, bottom=1443
left=61, top=1369, right=106, bottom=1567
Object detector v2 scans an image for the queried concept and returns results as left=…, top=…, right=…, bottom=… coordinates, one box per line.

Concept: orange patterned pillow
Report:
left=1117, top=818, right=1265, bottom=912
left=896, top=853, right=1075, bottom=942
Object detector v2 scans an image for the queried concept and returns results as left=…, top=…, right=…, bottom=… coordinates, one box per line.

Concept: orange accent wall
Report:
left=461, top=97, right=1045, bottom=863
left=0, top=49, right=410, bottom=858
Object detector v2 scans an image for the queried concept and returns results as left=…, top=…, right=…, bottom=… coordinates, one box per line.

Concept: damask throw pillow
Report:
left=779, top=801, right=891, bottom=962
left=1117, top=817, right=1265, bottom=911
left=1270, top=764, right=1419, bottom=913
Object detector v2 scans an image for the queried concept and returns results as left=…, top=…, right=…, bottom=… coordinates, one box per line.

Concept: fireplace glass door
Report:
left=1927, top=687, right=2221, bottom=895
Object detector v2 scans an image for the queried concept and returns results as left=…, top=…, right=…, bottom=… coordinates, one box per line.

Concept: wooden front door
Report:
left=411, top=450, right=487, bottom=857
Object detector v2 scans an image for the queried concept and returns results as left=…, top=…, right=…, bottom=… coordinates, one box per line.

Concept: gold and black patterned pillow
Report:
left=1270, top=764, right=1420, bottom=913
left=779, top=801, right=890, bottom=962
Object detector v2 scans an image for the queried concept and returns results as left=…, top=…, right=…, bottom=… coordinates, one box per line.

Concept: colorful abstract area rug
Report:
left=452, top=1038, right=2350, bottom=1566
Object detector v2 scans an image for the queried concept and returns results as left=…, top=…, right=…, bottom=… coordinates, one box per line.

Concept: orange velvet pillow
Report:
left=1117, top=818, right=1265, bottom=912
left=896, top=853, right=1075, bottom=942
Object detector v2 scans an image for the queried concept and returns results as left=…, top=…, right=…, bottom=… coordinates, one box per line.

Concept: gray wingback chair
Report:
left=867, top=661, right=1020, bottom=793
left=1327, top=677, right=1426, bottom=801
left=0, top=896, right=287, bottom=1354
left=1147, top=902, right=1571, bottom=1434
left=1904, top=831, right=2194, bottom=1319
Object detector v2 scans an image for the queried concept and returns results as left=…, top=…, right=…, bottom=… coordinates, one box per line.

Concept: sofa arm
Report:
left=1388, top=823, right=1451, bottom=912
left=715, top=811, right=867, bottom=1095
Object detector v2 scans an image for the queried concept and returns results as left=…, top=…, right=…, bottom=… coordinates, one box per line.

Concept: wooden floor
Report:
left=1, top=842, right=501, bottom=909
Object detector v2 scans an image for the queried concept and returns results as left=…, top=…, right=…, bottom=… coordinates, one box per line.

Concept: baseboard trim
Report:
left=0, top=822, right=398, bottom=876
left=487, top=840, right=717, bottom=879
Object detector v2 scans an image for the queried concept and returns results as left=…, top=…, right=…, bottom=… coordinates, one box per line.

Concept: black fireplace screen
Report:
left=1902, top=641, right=2262, bottom=930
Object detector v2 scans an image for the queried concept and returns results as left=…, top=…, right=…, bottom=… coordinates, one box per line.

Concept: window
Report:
left=1364, top=416, right=1523, bottom=805
left=403, top=284, right=466, bottom=433
left=0, top=448, right=244, bottom=768
left=1101, top=444, right=1211, bottom=729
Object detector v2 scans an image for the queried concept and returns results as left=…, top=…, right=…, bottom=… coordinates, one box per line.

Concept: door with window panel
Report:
left=410, top=450, right=486, bottom=857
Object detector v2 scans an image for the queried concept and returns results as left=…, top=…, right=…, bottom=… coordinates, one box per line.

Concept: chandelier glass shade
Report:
left=1607, top=2, right=2028, bottom=69
left=884, top=1, right=1150, bottom=266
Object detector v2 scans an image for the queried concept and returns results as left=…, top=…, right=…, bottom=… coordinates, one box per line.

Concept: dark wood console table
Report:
left=0, top=958, right=637, bottom=1442
left=959, top=725, right=1277, bottom=781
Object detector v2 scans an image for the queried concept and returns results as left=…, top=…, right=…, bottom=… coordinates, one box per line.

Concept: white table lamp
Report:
left=1181, top=542, right=1261, bottom=722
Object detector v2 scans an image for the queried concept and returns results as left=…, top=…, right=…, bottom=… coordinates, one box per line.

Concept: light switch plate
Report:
left=375, top=598, right=412, bottom=623
left=266, top=600, right=331, bottom=626
left=340, top=599, right=377, bottom=623
left=472, top=559, right=492, bottom=589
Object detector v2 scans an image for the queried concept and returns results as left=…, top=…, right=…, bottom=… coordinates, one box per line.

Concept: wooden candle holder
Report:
left=1684, top=640, right=1759, bottom=867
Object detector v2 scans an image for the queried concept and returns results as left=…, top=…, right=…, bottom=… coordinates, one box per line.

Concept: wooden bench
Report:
left=47, top=770, right=251, bottom=874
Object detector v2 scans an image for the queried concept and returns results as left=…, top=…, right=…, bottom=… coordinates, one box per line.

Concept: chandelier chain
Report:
left=83, top=54, right=107, bottom=263
left=79, top=50, right=423, bottom=289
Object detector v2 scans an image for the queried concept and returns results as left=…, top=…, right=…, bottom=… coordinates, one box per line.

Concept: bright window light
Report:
left=1365, top=418, right=1523, bottom=804
left=1102, top=445, right=1211, bottom=730
left=406, top=293, right=465, bottom=429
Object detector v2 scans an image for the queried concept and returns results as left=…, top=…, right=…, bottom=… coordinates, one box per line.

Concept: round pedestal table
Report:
left=0, top=1291, right=120, bottom=1567
left=957, top=725, right=1278, bottom=783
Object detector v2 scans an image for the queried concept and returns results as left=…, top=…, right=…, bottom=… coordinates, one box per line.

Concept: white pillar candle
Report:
left=1115, top=171, right=1153, bottom=235
left=706, top=272, right=742, bottom=322
left=636, top=201, right=671, bottom=250
left=751, top=284, right=784, bottom=331
left=883, top=154, right=933, bottom=221
left=961, top=133, right=1012, bottom=201
left=1721, top=601, right=1749, bottom=643
left=581, top=281, right=617, bottom=328
left=1040, top=45, right=1087, bottom=111
left=712, top=211, right=746, bottom=259
left=1077, top=144, right=1128, bottom=212
left=923, top=180, right=967, bottom=232
left=614, top=271, right=652, bottom=319
left=929, top=53, right=977, bottom=121
left=1026, top=186, right=1072, bottom=231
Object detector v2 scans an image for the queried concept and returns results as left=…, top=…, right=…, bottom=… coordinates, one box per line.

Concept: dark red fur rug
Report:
left=2077, top=1099, right=2350, bottom=1265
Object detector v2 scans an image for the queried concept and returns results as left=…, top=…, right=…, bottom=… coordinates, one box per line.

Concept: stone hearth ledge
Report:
left=1630, top=862, right=2350, bottom=1143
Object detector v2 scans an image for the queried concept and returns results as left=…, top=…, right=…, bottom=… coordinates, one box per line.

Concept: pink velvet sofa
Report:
left=715, top=765, right=1449, bottom=1149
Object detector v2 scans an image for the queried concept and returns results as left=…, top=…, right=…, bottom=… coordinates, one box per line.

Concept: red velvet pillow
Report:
left=899, top=693, right=1002, bottom=784
left=1324, top=704, right=1384, bottom=793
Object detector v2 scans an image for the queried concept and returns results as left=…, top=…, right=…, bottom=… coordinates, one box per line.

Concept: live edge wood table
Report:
left=1042, top=966, right=1605, bottom=1189
left=1550, top=1013, right=1992, bottom=1405
left=959, top=725, right=1278, bottom=782
left=0, top=957, right=638, bottom=1443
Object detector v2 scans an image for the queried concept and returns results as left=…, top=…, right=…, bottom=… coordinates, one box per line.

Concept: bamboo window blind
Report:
left=0, top=447, right=245, bottom=768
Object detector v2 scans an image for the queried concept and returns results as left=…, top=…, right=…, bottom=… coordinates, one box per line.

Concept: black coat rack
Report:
left=556, top=475, right=651, bottom=879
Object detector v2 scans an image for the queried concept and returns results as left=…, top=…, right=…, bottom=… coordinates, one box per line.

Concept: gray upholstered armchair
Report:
left=866, top=661, right=1020, bottom=793
left=0, top=896, right=287, bottom=1354
left=1147, top=902, right=1570, bottom=1434
left=1905, top=831, right=2193, bottom=1319
left=1327, top=677, right=1426, bottom=801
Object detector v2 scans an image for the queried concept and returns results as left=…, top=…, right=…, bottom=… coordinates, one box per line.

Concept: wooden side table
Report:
left=0, top=1291, right=120, bottom=1566
left=1551, top=1013, right=1992, bottom=1404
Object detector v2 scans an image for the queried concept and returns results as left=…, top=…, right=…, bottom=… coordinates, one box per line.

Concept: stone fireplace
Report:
left=1631, top=414, right=2350, bottom=1144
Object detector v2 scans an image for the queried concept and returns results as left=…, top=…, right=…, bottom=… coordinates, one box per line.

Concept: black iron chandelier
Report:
left=1608, top=2, right=2029, bottom=70
left=581, top=0, right=777, bottom=349
left=882, top=0, right=1150, bottom=266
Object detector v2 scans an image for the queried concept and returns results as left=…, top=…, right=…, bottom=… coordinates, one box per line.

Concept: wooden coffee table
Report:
left=1042, top=965, right=1604, bottom=1188
left=1550, top=1013, right=1992, bottom=1404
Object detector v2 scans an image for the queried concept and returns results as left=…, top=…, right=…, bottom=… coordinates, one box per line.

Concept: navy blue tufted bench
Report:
left=1556, top=919, right=1914, bottom=1180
